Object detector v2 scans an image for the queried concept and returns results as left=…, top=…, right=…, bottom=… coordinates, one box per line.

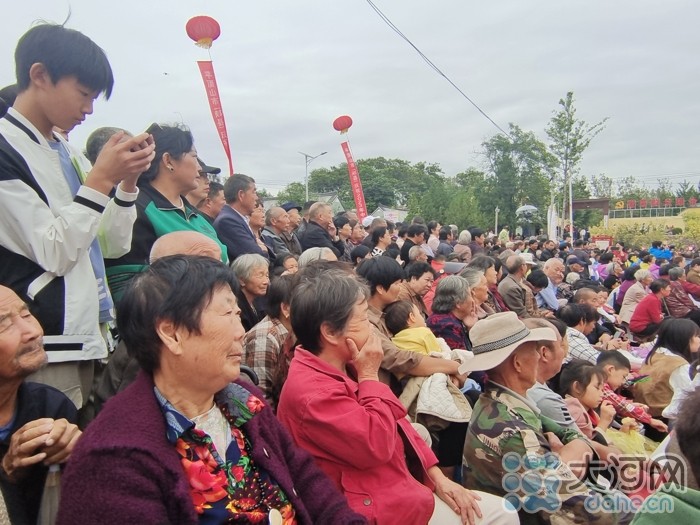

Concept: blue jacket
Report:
left=214, top=205, right=269, bottom=262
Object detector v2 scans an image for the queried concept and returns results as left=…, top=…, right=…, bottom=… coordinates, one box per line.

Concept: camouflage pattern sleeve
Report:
left=464, top=388, right=629, bottom=525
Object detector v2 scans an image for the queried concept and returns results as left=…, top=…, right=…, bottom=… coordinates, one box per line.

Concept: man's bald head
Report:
left=0, top=285, right=46, bottom=379
left=572, top=287, right=598, bottom=306
left=149, top=231, right=222, bottom=263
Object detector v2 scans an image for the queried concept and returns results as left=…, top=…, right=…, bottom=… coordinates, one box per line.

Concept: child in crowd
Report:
left=384, top=300, right=476, bottom=389
left=596, top=351, right=668, bottom=433
left=384, top=300, right=443, bottom=355
left=272, top=253, right=298, bottom=276
left=559, top=360, right=616, bottom=440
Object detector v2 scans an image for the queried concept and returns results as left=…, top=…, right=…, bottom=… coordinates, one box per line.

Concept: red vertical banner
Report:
left=340, top=141, right=367, bottom=220
left=197, top=60, right=234, bottom=175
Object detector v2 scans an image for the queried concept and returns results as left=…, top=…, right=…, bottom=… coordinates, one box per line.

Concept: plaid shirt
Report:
left=601, top=383, right=652, bottom=424
left=564, top=327, right=599, bottom=364
left=242, top=315, right=289, bottom=403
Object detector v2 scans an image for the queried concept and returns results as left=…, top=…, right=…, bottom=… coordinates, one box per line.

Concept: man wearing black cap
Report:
left=185, top=158, right=221, bottom=208
left=279, top=202, right=303, bottom=256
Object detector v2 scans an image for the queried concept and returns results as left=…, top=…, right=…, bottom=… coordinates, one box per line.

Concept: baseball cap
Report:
left=281, top=202, right=302, bottom=212
left=197, top=158, right=221, bottom=175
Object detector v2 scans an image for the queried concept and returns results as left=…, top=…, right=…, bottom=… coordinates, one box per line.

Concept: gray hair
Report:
left=223, top=174, right=255, bottom=204
left=408, top=245, right=425, bottom=261
left=543, top=258, right=564, bottom=270
left=432, top=275, right=470, bottom=314
left=634, top=269, right=652, bottom=281
left=669, top=267, right=685, bottom=280
left=458, top=230, right=472, bottom=245
left=298, top=247, right=336, bottom=268
left=265, top=206, right=286, bottom=227
left=505, top=255, right=525, bottom=274
left=308, top=202, right=331, bottom=221
left=85, top=126, right=132, bottom=164
left=459, top=267, right=484, bottom=289
left=291, top=271, right=370, bottom=355
left=230, top=253, right=269, bottom=282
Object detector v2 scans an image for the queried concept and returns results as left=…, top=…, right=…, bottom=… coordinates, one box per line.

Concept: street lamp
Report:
left=299, top=151, right=327, bottom=201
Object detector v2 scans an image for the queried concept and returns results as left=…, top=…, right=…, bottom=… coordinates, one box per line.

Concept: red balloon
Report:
left=333, top=115, right=353, bottom=133
left=186, top=16, right=221, bottom=49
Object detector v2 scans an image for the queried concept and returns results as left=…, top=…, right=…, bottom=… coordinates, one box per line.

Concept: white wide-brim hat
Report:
left=469, top=312, right=557, bottom=371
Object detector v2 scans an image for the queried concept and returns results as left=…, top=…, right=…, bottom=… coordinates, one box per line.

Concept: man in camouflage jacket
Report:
left=463, top=313, right=632, bottom=525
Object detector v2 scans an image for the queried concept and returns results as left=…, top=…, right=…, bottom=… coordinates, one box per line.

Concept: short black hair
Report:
left=207, top=181, right=224, bottom=200
left=371, top=226, right=388, bottom=247
left=556, top=303, right=599, bottom=327
left=596, top=350, right=631, bottom=371
left=405, top=262, right=435, bottom=281
left=117, top=256, right=238, bottom=373
left=333, top=215, right=350, bottom=230
left=407, top=224, right=428, bottom=238
left=470, top=228, right=485, bottom=239
left=356, top=256, right=404, bottom=296
left=383, top=300, right=415, bottom=336
left=141, top=123, right=194, bottom=184
left=266, top=274, right=294, bottom=319
left=438, top=226, right=451, bottom=241
left=427, top=220, right=439, bottom=233
left=658, top=264, right=672, bottom=277
left=649, top=279, right=669, bottom=294
left=15, top=24, right=114, bottom=98
left=526, top=269, right=548, bottom=289
left=350, top=245, right=370, bottom=266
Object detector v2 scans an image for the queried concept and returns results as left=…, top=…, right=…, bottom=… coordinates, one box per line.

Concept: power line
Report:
left=364, top=1, right=700, bottom=189
left=364, top=0, right=511, bottom=138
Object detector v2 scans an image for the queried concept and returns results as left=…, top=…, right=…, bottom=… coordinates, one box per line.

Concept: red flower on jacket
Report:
left=246, top=395, right=265, bottom=414
left=180, top=456, right=228, bottom=513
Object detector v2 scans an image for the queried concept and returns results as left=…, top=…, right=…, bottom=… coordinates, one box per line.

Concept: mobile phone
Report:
left=613, top=330, right=623, bottom=340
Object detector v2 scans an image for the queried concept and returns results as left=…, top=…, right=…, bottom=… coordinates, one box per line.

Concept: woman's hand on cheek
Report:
left=348, top=333, right=383, bottom=382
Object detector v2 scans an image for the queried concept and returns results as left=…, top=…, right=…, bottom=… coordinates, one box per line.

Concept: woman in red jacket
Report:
left=629, top=279, right=672, bottom=337
left=277, top=268, right=517, bottom=525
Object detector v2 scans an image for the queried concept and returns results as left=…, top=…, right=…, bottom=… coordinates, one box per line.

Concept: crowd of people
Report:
left=1, top=22, right=700, bottom=525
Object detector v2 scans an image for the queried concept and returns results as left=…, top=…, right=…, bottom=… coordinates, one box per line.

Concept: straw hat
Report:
left=468, top=312, right=557, bottom=371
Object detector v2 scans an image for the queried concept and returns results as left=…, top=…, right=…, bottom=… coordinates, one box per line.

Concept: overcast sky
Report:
left=3, top=0, right=699, bottom=195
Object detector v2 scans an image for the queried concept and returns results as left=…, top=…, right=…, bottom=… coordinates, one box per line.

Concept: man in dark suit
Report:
left=213, top=174, right=269, bottom=262
left=298, top=202, right=345, bottom=257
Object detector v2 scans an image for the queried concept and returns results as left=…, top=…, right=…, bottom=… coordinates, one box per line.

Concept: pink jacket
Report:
left=278, top=348, right=438, bottom=525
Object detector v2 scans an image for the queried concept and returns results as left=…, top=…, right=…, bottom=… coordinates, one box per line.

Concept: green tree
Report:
left=308, top=157, right=445, bottom=211
left=256, top=188, right=273, bottom=199
left=676, top=179, right=700, bottom=201
left=589, top=174, right=614, bottom=198
left=545, top=92, right=608, bottom=227
left=477, top=124, right=555, bottom=230
left=571, top=175, right=602, bottom=229
left=275, top=182, right=306, bottom=205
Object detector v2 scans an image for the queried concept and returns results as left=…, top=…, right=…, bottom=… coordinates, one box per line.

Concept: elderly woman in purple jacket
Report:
left=57, top=256, right=365, bottom=525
